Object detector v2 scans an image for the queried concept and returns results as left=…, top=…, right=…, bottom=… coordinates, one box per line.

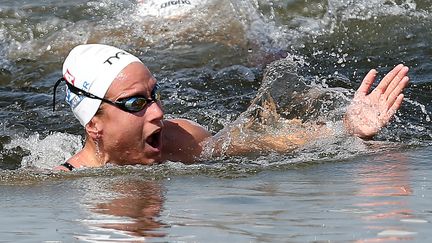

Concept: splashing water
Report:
left=0, top=0, right=431, bottom=173
left=4, top=132, right=83, bottom=170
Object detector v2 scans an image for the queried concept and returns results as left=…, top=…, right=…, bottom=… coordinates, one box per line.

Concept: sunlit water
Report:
left=0, top=0, right=431, bottom=242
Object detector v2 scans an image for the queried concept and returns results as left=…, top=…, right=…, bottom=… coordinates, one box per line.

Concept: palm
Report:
left=344, top=64, right=409, bottom=139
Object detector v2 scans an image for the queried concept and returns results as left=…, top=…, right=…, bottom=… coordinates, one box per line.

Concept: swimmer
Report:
left=52, top=44, right=409, bottom=171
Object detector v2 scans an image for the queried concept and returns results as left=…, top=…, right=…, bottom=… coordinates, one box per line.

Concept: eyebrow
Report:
left=108, top=82, right=159, bottom=101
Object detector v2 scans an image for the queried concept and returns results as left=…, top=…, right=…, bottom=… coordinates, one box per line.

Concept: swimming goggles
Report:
left=52, top=78, right=160, bottom=113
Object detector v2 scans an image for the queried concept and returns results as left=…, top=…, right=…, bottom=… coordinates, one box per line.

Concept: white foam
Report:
left=5, top=132, right=83, bottom=169
left=327, top=0, right=422, bottom=21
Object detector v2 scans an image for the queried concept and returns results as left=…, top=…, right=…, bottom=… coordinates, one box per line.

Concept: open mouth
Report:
left=146, top=129, right=161, bottom=149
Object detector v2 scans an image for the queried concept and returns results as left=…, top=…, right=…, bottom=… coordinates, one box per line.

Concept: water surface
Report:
left=0, top=0, right=431, bottom=242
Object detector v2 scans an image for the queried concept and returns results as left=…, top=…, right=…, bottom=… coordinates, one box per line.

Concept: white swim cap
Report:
left=62, top=44, right=142, bottom=126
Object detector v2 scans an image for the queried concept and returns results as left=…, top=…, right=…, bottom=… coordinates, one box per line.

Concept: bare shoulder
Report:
left=163, top=118, right=211, bottom=137
left=161, top=118, right=211, bottom=163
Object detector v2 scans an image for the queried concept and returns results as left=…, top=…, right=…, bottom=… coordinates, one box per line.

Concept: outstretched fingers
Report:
left=385, top=94, right=405, bottom=121
left=356, top=69, right=377, bottom=96
left=383, top=65, right=409, bottom=96
left=346, top=64, right=410, bottom=139
left=386, top=76, right=409, bottom=109
left=374, top=64, right=405, bottom=94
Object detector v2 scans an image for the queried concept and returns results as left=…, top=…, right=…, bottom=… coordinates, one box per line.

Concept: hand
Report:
left=344, top=64, right=409, bottom=139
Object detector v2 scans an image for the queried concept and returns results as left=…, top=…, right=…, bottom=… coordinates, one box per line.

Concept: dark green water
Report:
left=0, top=0, right=431, bottom=242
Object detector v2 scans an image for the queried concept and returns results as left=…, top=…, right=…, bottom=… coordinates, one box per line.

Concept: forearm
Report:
left=201, top=118, right=332, bottom=158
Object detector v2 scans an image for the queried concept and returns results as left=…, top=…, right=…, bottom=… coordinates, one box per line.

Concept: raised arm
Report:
left=204, top=64, right=410, bottom=159
left=168, top=64, right=410, bottom=162
left=343, top=64, right=410, bottom=139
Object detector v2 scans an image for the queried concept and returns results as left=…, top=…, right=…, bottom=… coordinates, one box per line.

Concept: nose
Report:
left=147, top=100, right=164, bottom=122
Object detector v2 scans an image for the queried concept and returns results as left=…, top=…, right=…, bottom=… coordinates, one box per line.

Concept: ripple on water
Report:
left=377, top=229, right=418, bottom=237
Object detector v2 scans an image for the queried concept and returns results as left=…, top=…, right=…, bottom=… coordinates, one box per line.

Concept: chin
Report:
left=140, top=153, right=163, bottom=165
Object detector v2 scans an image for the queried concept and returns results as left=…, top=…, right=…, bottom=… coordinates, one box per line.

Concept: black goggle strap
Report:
left=68, top=83, right=108, bottom=102
left=53, top=78, right=160, bottom=112
left=52, top=77, right=110, bottom=111
left=52, top=77, right=66, bottom=111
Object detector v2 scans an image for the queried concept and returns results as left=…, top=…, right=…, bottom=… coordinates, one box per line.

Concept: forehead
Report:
left=106, top=62, right=156, bottom=96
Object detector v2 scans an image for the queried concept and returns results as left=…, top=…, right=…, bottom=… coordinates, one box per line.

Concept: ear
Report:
left=85, top=116, right=103, bottom=140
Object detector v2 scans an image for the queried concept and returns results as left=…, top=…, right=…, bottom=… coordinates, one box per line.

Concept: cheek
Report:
left=104, top=114, right=145, bottom=144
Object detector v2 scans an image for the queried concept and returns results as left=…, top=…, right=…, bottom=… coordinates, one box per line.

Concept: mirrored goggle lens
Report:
left=116, top=85, right=161, bottom=112
left=121, top=97, right=149, bottom=112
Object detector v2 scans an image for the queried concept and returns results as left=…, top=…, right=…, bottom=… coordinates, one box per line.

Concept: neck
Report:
left=67, top=137, right=107, bottom=168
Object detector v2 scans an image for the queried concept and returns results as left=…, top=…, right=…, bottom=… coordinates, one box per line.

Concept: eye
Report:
left=123, top=97, right=148, bottom=111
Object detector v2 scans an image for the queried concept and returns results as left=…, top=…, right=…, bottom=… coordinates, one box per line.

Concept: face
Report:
left=97, top=62, right=164, bottom=165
